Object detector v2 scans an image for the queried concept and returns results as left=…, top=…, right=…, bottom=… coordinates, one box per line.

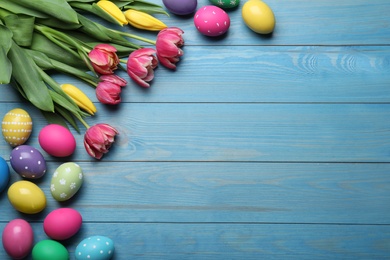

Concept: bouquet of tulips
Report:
left=0, top=0, right=184, bottom=159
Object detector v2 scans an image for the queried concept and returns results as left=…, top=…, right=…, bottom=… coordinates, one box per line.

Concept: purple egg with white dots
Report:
left=194, top=5, right=230, bottom=36
left=10, top=145, right=46, bottom=179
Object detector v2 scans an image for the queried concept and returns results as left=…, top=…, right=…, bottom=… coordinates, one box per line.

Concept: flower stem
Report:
left=108, top=29, right=156, bottom=45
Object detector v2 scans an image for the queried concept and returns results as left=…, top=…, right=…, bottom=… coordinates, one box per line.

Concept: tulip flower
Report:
left=124, top=9, right=167, bottom=31
left=84, top=123, right=119, bottom=159
left=156, top=27, right=184, bottom=70
left=61, top=84, right=97, bottom=115
left=96, top=75, right=127, bottom=105
left=127, top=48, right=158, bottom=88
left=96, top=0, right=128, bottom=26
left=88, top=44, right=120, bottom=75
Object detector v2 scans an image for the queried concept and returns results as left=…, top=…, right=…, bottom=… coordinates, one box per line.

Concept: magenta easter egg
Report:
left=194, top=5, right=230, bottom=36
left=44, top=208, right=82, bottom=240
left=2, top=219, right=34, bottom=259
left=38, top=124, right=76, bottom=157
left=10, top=145, right=47, bottom=179
left=163, top=0, right=197, bottom=15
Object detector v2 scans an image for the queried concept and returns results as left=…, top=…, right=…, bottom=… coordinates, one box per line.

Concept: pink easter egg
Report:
left=43, top=208, right=82, bottom=240
left=194, top=5, right=230, bottom=36
left=2, top=219, right=34, bottom=259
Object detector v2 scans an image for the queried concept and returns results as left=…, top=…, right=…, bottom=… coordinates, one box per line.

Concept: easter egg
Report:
left=75, top=236, right=115, bottom=260
left=38, top=124, right=76, bottom=157
left=242, top=0, right=275, bottom=34
left=0, top=157, right=10, bottom=193
left=10, top=145, right=47, bottom=179
left=44, top=208, right=82, bottom=240
left=50, top=162, right=83, bottom=201
left=163, top=0, right=197, bottom=15
left=7, top=180, right=46, bottom=214
left=209, top=0, right=240, bottom=9
left=2, top=108, right=33, bottom=147
left=2, top=219, right=34, bottom=259
left=194, top=5, right=230, bottom=37
left=32, top=240, right=69, bottom=260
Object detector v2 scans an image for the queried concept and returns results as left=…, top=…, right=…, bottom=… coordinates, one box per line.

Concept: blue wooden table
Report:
left=1, top=0, right=390, bottom=259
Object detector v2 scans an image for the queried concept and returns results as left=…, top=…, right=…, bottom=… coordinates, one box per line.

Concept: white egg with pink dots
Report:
left=194, top=5, right=230, bottom=37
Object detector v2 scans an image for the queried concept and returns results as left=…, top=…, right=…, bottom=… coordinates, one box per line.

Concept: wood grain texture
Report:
left=0, top=0, right=389, bottom=259
left=2, top=46, right=390, bottom=103
left=0, top=162, right=389, bottom=224
left=1, top=103, right=389, bottom=162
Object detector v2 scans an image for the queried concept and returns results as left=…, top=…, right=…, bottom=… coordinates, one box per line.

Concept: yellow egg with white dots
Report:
left=2, top=108, right=33, bottom=147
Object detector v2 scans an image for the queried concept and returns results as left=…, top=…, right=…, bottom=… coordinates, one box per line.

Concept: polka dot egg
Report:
left=75, top=236, right=115, bottom=260
left=2, top=108, right=33, bottom=147
left=10, top=145, right=46, bottom=179
left=194, top=5, right=230, bottom=36
left=51, top=162, right=83, bottom=202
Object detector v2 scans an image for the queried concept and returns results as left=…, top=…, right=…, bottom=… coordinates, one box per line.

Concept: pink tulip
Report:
left=127, top=48, right=158, bottom=88
left=84, top=123, right=119, bottom=159
left=156, top=27, right=184, bottom=70
left=96, top=75, right=127, bottom=105
left=89, top=44, right=120, bottom=75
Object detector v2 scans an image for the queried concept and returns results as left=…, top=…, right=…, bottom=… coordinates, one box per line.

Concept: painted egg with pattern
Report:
left=7, top=180, right=46, bottom=214
left=75, top=236, right=115, bottom=260
left=194, top=5, right=230, bottom=36
left=32, top=240, right=69, bottom=260
left=44, top=208, right=83, bottom=240
left=209, top=0, right=240, bottom=9
left=2, top=108, right=33, bottom=147
left=0, top=157, right=10, bottom=193
left=51, top=162, right=83, bottom=201
left=2, top=219, right=34, bottom=259
left=10, top=145, right=47, bottom=179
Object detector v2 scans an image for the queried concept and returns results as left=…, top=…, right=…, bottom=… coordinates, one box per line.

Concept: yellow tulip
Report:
left=124, top=9, right=167, bottom=31
left=96, top=0, right=128, bottom=26
left=61, top=84, right=97, bottom=115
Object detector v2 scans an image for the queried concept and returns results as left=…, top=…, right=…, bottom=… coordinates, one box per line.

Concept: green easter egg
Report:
left=209, top=0, right=240, bottom=9
left=32, top=240, right=69, bottom=260
left=51, top=162, right=83, bottom=202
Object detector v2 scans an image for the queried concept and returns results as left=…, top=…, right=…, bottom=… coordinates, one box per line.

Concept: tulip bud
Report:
left=96, top=0, right=128, bottom=26
left=124, top=9, right=167, bottom=31
left=61, top=84, right=97, bottom=115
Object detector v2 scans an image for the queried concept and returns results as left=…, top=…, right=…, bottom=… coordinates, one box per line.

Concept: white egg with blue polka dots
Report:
left=75, top=236, right=114, bottom=260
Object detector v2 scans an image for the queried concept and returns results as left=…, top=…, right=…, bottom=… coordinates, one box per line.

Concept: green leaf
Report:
left=3, top=14, right=35, bottom=47
left=121, top=0, right=168, bottom=15
left=8, top=41, right=54, bottom=112
left=0, top=25, right=13, bottom=84
left=25, top=49, right=54, bottom=70
left=36, top=17, right=82, bottom=30
left=8, top=0, right=79, bottom=24
left=41, top=110, right=70, bottom=130
left=0, top=1, right=48, bottom=18
left=30, top=32, right=86, bottom=69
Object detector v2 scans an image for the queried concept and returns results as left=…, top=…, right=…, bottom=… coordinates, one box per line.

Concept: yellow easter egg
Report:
left=2, top=108, right=33, bottom=147
left=7, top=180, right=46, bottom=214
left=242, top=0, right=275, bottom=34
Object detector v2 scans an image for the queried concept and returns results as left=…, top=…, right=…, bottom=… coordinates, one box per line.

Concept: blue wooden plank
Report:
left=0, top=222, right=389, bottom=259
left=1, top=103, right=389, bottom=162
left=1, top=46, right=389, bottom=103
left=0, top=162, right=388, bottom=224
left=143, top=0, right=390, bottom=45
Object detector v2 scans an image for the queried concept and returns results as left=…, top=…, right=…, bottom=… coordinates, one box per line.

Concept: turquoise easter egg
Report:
left=75, top=236, right=114, bottom=260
